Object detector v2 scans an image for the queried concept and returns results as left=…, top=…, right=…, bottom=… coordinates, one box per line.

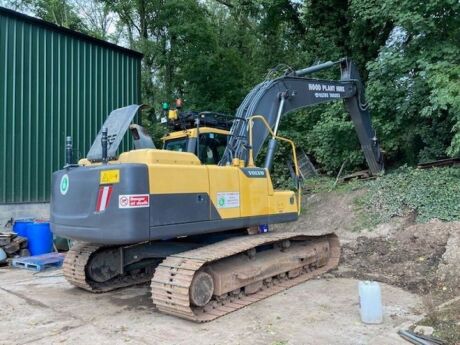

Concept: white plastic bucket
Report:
left=358, top=281, right=383, bottom=324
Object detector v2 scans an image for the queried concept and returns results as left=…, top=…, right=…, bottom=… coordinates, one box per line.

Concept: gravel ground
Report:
left=0, top=268, right=422, bottom=345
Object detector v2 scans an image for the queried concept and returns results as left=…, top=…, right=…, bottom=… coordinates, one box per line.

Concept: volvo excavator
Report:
left=51, top=58, right=384, bottom=322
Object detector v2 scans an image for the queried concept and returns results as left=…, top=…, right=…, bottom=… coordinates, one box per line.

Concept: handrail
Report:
left=247, top=115, right=302, bottom=215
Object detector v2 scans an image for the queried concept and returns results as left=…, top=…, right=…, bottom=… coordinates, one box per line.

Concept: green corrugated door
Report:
left=0, top=9, right=141, bottom=203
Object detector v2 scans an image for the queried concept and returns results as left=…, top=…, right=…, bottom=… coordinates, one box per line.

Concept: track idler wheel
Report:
left=87, top=248, right=121, bottom=283
left=189, top=271, right=214, bottom=307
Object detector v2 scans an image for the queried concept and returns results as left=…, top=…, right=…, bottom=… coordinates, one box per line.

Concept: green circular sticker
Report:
left=60, top=174, right=69, bottom=195
left=218, top=197, right=225, bottom=207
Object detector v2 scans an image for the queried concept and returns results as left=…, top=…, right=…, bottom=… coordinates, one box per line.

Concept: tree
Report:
left=366, top=0, right=460, bottom=163
left=101, top=0, right=460, bottom=172
left=7, top=0, right=84, bottom=30
left=73, top=0, right=118, bottom=41
left=4, top=0, right=459, bottom=173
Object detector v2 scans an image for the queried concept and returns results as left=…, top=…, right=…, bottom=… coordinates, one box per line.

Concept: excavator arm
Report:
left=220, top=58, right=384, bottom=175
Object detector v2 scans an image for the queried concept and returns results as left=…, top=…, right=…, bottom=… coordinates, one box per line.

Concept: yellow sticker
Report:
left=100, top=169, right=120, bottom=184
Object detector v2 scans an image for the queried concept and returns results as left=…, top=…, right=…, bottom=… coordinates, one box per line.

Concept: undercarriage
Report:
left=63, top=231, right=340, bottom=321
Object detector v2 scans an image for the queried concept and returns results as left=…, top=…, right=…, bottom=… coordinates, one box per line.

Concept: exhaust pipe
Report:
left=65, top=136, right=73, bottom=168
left=101, top=128, right=108, bottom=163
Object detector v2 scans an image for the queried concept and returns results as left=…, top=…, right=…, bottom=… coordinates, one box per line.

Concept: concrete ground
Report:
left=0, top=267, right=422, bottom=345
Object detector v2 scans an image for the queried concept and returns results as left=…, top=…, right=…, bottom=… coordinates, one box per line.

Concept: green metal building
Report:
left=0, top=7, right=142, bottom=204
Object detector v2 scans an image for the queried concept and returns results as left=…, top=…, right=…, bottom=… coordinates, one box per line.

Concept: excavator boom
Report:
left=221, top=58, right=384, bottom=175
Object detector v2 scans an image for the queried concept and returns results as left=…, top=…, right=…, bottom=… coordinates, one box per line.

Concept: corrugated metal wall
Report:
left=0, top=8, right=142, bottom=204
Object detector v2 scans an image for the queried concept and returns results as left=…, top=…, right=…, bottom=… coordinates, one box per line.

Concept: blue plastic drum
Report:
left=13, top=219, right=34, bottom=237
left=26, top=222, right=53, bottom=255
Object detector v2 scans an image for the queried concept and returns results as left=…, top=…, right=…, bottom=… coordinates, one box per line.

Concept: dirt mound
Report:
left=437, top=226, right=460, bottom=295
left=273, top=188, right=460, bottom=343
left=274, top=189, right=459, bottom=302
left=339, top=220, right=459, bottom=298
left=271, top=190, right=366, bottom=241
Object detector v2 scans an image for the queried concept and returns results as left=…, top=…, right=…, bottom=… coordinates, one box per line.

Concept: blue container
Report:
left=258, top=224, right=269, bottom=233
left=26, top=222, right=53, bottom=255
left=13, top=219, right=34, bottom=237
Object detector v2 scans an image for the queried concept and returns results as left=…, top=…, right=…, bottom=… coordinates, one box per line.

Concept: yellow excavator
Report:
left=51, top=58, right=384, bottom=322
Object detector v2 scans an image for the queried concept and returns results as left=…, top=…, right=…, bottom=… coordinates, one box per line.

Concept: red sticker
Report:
left=96, top=186, right=113, bottom=212
left=118, top=194, right=150, bottom=208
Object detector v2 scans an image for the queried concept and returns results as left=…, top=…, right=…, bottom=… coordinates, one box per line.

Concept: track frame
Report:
left=151, top=232, right=340, bottom=322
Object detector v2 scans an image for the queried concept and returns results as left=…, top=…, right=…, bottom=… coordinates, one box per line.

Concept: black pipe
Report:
left=101, top=128, right=108, bottom=163
left=65, top=136, right=73, bottom=168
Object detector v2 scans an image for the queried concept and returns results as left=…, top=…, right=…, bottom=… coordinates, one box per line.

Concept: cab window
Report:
left=164, top=138, right=187, bottom=152
left=199, top=133, right=227, bottom=164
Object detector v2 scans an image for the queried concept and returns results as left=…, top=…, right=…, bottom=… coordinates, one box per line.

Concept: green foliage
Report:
left=357, top=166, right=460, bottom=225
left=7, top=0, right=84, bottom=30
left=305, top=107, right=364, bottom=173
left=9, top=0, right=460, bottom=177
left=365, top=0, right=460, bottom=164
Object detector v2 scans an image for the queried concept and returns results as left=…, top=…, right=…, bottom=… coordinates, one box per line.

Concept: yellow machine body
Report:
left=118, top=148, right=298, bottom=219
left=73, top=120, right=299, bottom=245
left=80, top=146, right=298, bottom=225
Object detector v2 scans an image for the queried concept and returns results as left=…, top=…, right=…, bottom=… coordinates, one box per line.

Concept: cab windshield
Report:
left=164, top=138, right=187, bottom=152
left=163, top=133, right=228, bottom=164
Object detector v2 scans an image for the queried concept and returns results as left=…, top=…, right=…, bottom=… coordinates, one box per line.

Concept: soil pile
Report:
left=339, top=220, right=459, bottom=298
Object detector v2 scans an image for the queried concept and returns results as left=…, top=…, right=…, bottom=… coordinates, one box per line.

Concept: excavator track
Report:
left=151, top=232, right=340, bottom=322
left=63, top=242, right=154, bottom=292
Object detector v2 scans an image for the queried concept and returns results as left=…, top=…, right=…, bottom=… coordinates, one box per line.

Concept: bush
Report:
left=357, top=166, right=460, bottom=224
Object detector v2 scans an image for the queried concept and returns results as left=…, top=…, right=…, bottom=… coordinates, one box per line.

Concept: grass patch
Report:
left=355, top=166, right=460, bottom=226
left=302, top=166, right=460, bottom=229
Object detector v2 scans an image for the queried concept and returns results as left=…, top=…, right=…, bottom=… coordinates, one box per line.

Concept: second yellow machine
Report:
left=51, top=58, right=384, bottom=321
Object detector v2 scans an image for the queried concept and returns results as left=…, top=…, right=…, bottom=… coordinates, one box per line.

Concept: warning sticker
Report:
left=216, top=192, right=240, bottom=209
left=100, top=169, right=120, bottom=185
left=119, top=194, right=150, bottom=208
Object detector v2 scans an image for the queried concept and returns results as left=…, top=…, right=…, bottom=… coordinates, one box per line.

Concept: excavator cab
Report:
left=161, top=109, right=232, bottom=164
left=163, top=129, right=229, bottom=164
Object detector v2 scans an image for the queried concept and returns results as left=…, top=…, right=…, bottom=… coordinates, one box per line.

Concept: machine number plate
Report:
left=216, top=192, right=240, bottom=208
left=100, top=169, right=120, bottom=184
left=119, top=194, right=150, bottom=208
